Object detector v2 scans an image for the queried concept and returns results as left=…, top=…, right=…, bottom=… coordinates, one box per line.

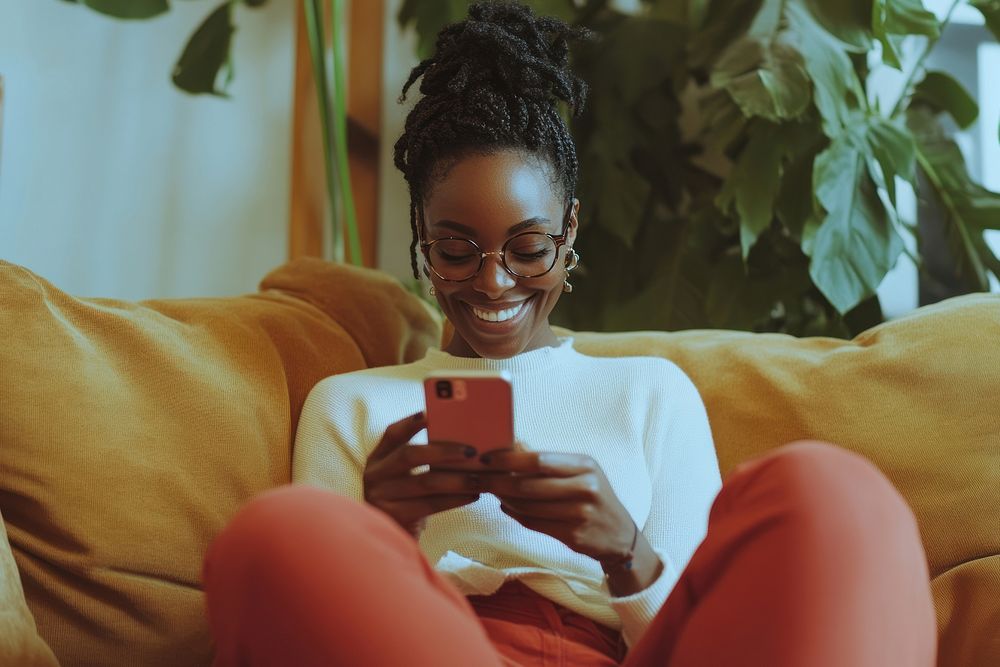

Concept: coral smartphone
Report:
left=423, top=370, right=515, bottom=471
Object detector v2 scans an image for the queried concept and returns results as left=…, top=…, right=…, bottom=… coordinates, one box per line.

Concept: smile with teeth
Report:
left=469, top=300, right=528, bottom=323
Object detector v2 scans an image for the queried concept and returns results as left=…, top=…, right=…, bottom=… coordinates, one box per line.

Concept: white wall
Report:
left=0, top=0, right=295, bottom=299
left=978, top=42, right=1000, bottom=292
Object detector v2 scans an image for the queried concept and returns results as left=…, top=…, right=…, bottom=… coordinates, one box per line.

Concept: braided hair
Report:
left=393, top=0, right=592, bottom=279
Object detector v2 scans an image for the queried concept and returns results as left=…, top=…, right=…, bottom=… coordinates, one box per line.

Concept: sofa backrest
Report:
left=3, top=256, right=998, bottom=667
left=0, top=258, right=440, bottom=667
left=567, top=293, right=1000, bottom=667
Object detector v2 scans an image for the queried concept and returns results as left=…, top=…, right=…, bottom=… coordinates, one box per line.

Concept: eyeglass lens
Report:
left=428, top=233, right=559, bottom=280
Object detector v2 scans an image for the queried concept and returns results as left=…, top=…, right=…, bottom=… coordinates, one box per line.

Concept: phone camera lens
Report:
left=435, top=380, right=452, bottom=399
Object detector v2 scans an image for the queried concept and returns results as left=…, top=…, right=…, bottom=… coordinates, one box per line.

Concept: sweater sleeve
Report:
left=291, top=377, right=367, bottom=503
left=607, top=360, right=723, bottom=650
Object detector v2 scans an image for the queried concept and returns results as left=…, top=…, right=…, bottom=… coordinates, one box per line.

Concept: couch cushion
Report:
left=0, top=511, right=58, bottom=667
left=567, top=292, right=1000, bottom=667
left=0, top=258, right=440, bottom=667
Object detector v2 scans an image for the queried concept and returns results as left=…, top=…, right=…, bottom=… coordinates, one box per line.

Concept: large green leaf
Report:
left=572, top=14, right=686, bottom=251
left=687, top=0, right=764, bottom=70
left=879, top=0, right=939, bottom=37
left=786, top=1, right=867, bottom=135
left=697, top=87, right=749, bottom=157
left=872, top=17, right=905, bottom=70
left=704, top=248, right=813, bottom=331
left=810, top=135, right=905, bottom=313
left=908, top=108, right=1000, bottom=231
left=595, top=17, right=688, bottom=105
left=871, top=0, right=938, bottom=68
left=844, top=112, right=916, bottom=204
left=908, top=106, right=1000, bottom=290
left=710, top=36, right=812, bottom=122
left=970, top=0, right=1000, bottom=41
left=775, top=151, right=820, bottom=239
left=589, top=157, right=651, bottom=248
left=171, top=2, right=235, bottom=96
left=69, top=0, right=169, bottom=20
left=717, top=121, right=785, bottom=260
left=911, top=70, right=979, bottom=130
left=632, top=94, right=690, bottom=211
left=800, top=0, right=874, bottom=50
left=774, top=119, right=826, bottom=239
left=601, top=243, right=711, bottom=331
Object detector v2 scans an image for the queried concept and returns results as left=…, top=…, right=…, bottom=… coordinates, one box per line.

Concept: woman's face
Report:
left=421, top=150, right=578, bottom=359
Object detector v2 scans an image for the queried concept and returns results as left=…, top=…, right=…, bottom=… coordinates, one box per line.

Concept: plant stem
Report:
left=888, top=0, right=961, bottom=119
left=887, top=209, right=923, bottom=268
left=304, top=0, right=342, bottom=262
left=330, top=0, right=362, bottom=266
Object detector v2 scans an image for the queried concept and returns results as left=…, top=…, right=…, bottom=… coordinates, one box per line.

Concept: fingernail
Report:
left=464, top=446, right=476, bottom=458
left=479, top=454, right=492, bottom=465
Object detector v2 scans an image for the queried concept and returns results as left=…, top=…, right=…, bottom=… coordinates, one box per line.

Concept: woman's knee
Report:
left=733, top=440, right=922, bottom=542
left=211, top=486, right=344, bottom=549
left=203, top=485, right=358, bottom=584
left=204, top=484, right=421, bottom=586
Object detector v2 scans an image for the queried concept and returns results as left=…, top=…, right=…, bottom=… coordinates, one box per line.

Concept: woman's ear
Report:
left=567, top=197, right=580, bottom=247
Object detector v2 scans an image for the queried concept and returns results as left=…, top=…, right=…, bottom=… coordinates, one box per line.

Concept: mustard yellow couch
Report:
left=1, top=257, right=997, bottom=667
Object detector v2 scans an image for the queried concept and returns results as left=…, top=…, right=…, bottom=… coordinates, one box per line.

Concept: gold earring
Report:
left=565, top=248, right=580, bottom=271
left=563, top=249, right=580, bottom=293
left=429, top=285, right=437, bottom=296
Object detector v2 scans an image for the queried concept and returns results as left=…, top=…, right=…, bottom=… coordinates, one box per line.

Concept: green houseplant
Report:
left=402, top=0, right=1000, bottom=337
left=59, top=0, right=362, bottom=265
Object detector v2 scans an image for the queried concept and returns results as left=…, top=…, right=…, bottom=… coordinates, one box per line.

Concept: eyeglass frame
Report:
left=419, top=202, right=575, bottom=282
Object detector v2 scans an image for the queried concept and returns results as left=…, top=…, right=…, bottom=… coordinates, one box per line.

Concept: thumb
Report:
left=370, top=411, right=426, bottom=462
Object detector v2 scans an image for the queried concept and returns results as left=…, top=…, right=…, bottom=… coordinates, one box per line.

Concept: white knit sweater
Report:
left=292, top=337, right=722, bottom=650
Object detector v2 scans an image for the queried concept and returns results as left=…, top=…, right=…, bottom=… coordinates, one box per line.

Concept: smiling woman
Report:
left=200, top=3, right=937, bottom=666
left=387, top=0, right=593, bottom=359
left=418, top=152, right=579, bottom=359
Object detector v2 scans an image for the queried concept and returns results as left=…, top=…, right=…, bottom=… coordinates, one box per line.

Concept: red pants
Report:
left=202, top=441, right=936, bottom=666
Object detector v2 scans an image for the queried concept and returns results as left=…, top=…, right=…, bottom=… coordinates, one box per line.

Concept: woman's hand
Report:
left=478, top=450, right=637, bottom=565
left=480, top=450, right=664, bottom=596
left=363, top=411, right=484, bottom=540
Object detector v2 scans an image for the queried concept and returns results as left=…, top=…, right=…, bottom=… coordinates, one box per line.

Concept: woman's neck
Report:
left=444, top=325, right=560, bottom=359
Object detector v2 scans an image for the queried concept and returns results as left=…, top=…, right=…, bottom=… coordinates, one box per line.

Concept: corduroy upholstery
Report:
left=0, top=258, right=439, bottom=666
left=565, top=294, right=1000, bottom=666
left=1, top=257, right=997, bottom=666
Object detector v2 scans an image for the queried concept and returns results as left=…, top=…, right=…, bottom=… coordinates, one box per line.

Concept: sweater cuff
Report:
left=606, top=547, right=678, bottom=649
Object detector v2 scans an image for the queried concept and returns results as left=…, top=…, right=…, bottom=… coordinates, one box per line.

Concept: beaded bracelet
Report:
left=600, top=519, right=639, bottom=572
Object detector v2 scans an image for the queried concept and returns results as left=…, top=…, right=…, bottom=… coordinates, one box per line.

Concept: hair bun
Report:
left=401, top=0, right=592, bottom=117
